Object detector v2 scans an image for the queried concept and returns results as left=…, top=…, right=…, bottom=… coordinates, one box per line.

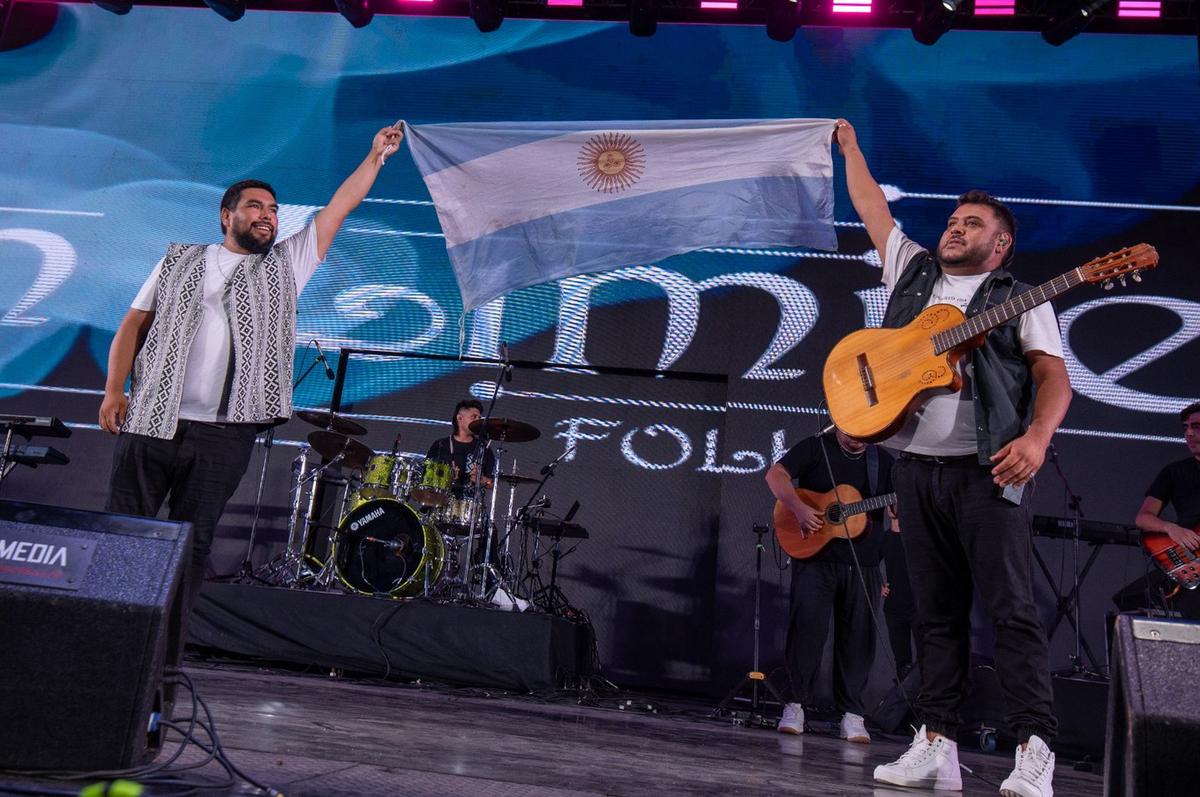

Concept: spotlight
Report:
left=334, top=0, right=373, bottom=28
left=764, top=0, right=799, bottom=42
left=911, top=0, right=958, bottom=46
left=470, top=0, right=505, bottom=32
left=91, top=0, right=133, bottom=13
left=628, top=0, right=657, bottom=36
left=1041, top=0, right=1109, bottom=46
left=203, top=0, right=244, bottom=21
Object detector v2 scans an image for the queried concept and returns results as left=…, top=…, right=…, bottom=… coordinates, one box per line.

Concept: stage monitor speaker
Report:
left=0, top=500, right=191, bottom=772
left=1103, top=615, right=1200, bottom=797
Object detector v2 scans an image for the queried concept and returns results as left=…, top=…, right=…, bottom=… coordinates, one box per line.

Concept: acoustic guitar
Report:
left=774, top=484, right=898, bottom=560
left=1141, top=526, right=1200, bottom=590
left=822, top=244, right=1159, bottom=443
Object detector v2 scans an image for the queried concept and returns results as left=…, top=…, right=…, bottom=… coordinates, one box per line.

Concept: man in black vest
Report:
left=98, top=125, right=404, bottom=629
left=834, top=120, right=1072, bottom=797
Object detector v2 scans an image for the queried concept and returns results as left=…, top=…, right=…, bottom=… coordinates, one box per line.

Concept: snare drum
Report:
left=441, top=493, right=477, bottom=534
left=410, top=459, right=452, bottom=508
left=332, top=498, right=444, bottom=597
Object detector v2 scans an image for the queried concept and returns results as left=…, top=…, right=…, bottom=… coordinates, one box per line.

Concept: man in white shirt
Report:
left=98, top=125, right=404, bottom=629
left=834, top=120, right=1071, bottom=797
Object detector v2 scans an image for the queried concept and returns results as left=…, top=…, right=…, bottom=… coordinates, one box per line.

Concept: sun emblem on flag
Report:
left=578, top=133, right=646, bottom=193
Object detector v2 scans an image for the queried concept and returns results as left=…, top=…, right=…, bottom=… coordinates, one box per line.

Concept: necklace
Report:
left=838, top=441, right=866, bottom=460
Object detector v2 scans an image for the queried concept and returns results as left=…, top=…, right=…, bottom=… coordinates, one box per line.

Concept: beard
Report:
left=937, top=239, right=989, bottom=270
left=231, top=219, right=276, bottom=254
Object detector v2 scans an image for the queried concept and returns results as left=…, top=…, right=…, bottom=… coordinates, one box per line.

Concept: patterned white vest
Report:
left=124, top=242, right=297, bottom=439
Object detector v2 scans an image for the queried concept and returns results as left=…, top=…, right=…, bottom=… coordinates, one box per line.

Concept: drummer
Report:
left=426, top=399, right=496, bottom=495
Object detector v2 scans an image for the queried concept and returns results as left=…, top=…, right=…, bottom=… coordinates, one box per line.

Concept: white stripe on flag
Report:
left=421, top=119, right=835, bottom=248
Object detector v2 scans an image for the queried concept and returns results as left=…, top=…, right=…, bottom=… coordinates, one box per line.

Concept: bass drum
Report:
left=333, top=498, right=444, bottom=597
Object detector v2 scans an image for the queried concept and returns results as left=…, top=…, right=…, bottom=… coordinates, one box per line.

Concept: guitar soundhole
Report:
left=826, top=504, right=843, bottom=524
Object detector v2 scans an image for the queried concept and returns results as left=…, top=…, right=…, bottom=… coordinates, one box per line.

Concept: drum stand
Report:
left=258, top=445, right=348, bottom=587
left=462, top=351, right=509, bottom=600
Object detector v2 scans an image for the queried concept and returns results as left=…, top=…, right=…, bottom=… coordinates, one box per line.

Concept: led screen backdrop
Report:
left=1, top=8, right=1197, bottom=692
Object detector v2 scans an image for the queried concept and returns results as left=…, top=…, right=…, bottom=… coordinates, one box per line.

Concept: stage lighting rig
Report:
left=911, top=0, right=959, bottom=45
left=764, top=0, right=800, bottom=42
left=334, top=0, right=373, bottom=27
left=91, top=0, right=133, bottom=13
left=1041, top=0, right=1110, bottom=46
left=470, top=0, right=505, bottom=32
left=628, top=0, right=657, bottom=36
left=203, top=0, right=245, bottom=20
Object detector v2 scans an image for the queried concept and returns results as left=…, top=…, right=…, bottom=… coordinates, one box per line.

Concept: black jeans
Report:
left=784, top=558, right=881, bottom=715
left=106, top=421, right=258, bottom=634
left=892, top=455, right=1057, bottom=743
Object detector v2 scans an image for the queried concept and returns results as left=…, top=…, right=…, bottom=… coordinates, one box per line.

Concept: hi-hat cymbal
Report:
left=295, top=409, right=367, bottom=436
left=307, top=431, right=372, bottom=470
left=467, top=417, right=540, bottom=443
left=496, top=471, right=540, bottom=486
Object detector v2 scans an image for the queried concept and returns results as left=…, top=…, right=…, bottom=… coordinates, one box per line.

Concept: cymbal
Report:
left=307, top=431, right=372, bottom=470
left=467, top=417, right=540, bottom=443
left=496, top=471, right=540, bottom=486
left=295, top=409, right=367, bottom=436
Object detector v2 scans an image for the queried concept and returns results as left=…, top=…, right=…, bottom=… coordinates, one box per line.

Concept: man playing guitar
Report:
left=1134, top=401, right=1200, bottom=617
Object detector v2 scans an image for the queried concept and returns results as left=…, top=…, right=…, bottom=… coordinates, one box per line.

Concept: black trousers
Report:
left=892, top=456, right=1057, bottom=743
left=784, top=558, right=881, bottom=715
left=106, top=421, right=258, bottom=641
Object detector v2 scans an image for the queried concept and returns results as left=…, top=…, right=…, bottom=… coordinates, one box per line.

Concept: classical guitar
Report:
left=822, top=244, right=1159, bottom=442
left=1141, top=527, right=1200, bottom=590
left=774, top=484, right=897, bottom=560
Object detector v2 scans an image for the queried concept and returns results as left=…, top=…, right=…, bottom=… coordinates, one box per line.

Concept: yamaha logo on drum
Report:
left=350, top=506, right=386, bottom=532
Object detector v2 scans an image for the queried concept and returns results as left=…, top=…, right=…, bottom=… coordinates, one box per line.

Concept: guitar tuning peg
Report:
left=1132, top=272, right=1142, bottom=283
left=1119, top=276, right=1127, bottom=287
left=1103, top=279, right=1114, bottom=291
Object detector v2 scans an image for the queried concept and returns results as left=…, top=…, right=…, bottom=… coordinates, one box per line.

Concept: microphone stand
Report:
left=463, top=346, right=510, bottom=599
left=234, top=342, right=329, bottom=582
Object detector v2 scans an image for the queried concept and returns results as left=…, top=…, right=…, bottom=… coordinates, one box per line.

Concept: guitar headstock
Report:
left=1080, top=243, right=1159, bottom=290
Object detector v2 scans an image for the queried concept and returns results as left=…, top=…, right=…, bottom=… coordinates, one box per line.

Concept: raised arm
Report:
left=100, top=308, right=155, bottom=434
left=833, top=119, right=896, bottom=261
left=313, top=124, right=405, bottom=260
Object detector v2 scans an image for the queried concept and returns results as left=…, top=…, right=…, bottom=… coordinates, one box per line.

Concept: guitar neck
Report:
left=933, top=268, right=1084, bottom=354
left=840, top=492, right=897, bottom=519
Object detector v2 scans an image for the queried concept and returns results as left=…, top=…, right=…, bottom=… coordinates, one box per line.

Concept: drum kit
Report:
left=256, top=409, right=547, bottom=603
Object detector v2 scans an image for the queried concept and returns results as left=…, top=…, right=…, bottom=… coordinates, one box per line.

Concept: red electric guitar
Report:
left=1141, top=526, right=1200, bottom=590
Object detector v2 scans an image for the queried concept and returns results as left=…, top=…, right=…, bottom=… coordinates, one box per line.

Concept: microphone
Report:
left=391, top=433, right=402, bottom=455
left=540, top=446, right=573, bottom=475
left=363, top=535, right=406, bottom=553
left=313, top=340, right=335, bottom=380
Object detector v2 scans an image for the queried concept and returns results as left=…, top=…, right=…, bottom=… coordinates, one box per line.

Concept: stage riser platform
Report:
left=188, top=583, right=592, bottom=692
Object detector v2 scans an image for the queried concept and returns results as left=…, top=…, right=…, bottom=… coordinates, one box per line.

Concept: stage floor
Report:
left=0, top=663, right=1106, bottom=796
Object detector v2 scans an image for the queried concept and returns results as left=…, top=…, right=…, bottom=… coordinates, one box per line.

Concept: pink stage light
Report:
left=1117, top=0, right=1161, bottom=17
left=699, top=0, right=739, bottom=8
left=973, top=0, right=1015, bottom=15
left=832, top=0, right=871, bottom=13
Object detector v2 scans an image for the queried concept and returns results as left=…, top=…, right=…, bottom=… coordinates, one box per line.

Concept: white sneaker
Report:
left=777, top=702, right=804, bottom=735
left=873, top=724, right=963, bottom=791
left=999, top=735, right=1055, bottom=797
left=841, top=711, right=871, bottom=744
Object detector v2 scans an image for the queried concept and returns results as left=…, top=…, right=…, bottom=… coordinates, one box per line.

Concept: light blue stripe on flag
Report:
left=406, top=119, right=838, bottom=311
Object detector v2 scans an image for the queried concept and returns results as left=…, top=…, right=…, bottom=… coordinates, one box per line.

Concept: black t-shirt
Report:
left=426, top=436, right=497, bottom=495
left=1146, top=457, right=1200, bottom=530
left=776, top=433, right=894, bottom=566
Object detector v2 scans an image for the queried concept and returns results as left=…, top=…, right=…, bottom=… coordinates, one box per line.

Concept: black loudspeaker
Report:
left=0, top=500, right=191, bottom=772
left=1104, top=615, right=1200, bottom=797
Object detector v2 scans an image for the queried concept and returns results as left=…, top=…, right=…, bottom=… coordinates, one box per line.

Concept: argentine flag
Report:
left=406, top=119, right=839, bottom=311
